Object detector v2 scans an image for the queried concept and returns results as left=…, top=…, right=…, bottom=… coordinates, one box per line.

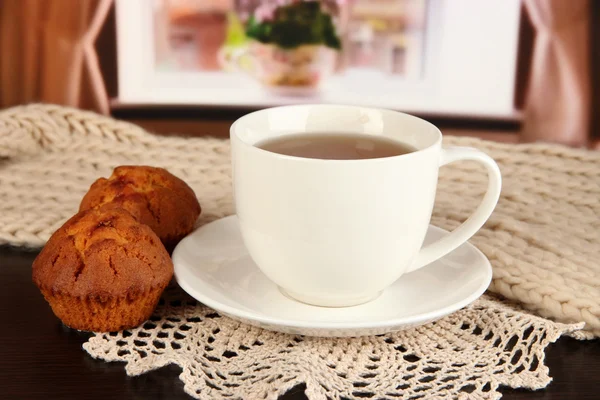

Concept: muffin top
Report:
left=79, top=166, right=201, bottom=246
left=32, top=207, right=173, bottom=300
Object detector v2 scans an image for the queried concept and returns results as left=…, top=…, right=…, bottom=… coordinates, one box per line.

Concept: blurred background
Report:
left=0, top=0, right=597, bottom=148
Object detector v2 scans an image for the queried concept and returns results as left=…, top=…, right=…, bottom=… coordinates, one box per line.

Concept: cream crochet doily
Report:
left=1, top=104, right=598, bottom=399
left=85, top=285, right=579, bottom=400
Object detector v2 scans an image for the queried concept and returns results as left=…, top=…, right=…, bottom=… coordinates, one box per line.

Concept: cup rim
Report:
left=230, top=104, right=442, bottom=163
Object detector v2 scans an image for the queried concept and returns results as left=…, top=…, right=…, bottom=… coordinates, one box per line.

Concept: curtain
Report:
left=0, top=0, right=112, bottom=114
left=521, top=0, right=591, bottom=146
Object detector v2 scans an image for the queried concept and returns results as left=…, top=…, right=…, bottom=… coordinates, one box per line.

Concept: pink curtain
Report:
left=0, top=0, right=112, bottom=114
left=521, top=0, right=591, bottom=146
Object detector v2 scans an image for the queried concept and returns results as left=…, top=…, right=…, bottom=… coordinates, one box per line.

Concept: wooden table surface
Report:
left=2, top=246, right=598, bottom=400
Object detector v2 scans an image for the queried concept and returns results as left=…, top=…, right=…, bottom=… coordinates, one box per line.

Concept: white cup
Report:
left=231, top=105, right=501, bottom=307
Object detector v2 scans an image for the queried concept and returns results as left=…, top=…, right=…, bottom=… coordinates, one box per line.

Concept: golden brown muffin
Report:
left=32, top=207, right=173, bottom=332
left=79, top=166, right=201, bottom=249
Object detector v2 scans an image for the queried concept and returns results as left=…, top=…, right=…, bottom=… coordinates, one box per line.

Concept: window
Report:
left=116, top=0, right=521, bottom=118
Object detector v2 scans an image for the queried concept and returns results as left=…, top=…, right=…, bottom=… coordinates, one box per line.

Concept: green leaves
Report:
left=246, top=1, right=342, bottom=50
left=246, top=14, right=272, bottom=44
left=321, top=13, right=342, bottom=50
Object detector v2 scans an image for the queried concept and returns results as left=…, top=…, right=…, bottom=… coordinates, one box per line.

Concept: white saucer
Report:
left=172, top=215, right=492, bottom=337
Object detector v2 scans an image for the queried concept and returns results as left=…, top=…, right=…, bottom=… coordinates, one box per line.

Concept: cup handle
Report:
left=406, top=146, right=502, bottom=273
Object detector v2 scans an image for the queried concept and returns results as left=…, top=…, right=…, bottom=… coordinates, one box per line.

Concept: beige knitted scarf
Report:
left=1, top=104, right=598, bottom=399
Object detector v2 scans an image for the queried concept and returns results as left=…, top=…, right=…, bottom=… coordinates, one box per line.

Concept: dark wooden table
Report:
left=1, top=246, right=598, bottom=400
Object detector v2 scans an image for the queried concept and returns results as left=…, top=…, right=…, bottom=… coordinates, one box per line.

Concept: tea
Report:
left=257, top=133, right=416, bottom=160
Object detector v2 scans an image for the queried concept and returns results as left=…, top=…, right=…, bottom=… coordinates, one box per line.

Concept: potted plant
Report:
left=242, top=0, right=342, bottom=90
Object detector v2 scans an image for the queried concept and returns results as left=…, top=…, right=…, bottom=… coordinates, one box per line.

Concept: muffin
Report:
left=32, top=206, right=173, bottom=332
left=79, top=166, right=201, bottom=249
